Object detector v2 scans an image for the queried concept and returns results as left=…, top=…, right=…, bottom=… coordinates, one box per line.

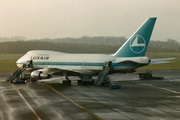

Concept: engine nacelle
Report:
left=31, top=71, right=51, bottom=80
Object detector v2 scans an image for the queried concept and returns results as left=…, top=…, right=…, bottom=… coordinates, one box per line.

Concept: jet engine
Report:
left=31, top=71, right=51, bottom=80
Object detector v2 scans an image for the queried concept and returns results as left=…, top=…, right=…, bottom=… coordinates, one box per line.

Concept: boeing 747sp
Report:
left=16, top=17, right=174, bottom=83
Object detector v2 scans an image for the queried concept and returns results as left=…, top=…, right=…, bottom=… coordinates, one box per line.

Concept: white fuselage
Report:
left=16, top=50, right=150, bottom=76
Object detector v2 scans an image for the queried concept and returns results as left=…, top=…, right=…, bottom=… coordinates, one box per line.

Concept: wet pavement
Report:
left=0, top=70, right=180, bottom=120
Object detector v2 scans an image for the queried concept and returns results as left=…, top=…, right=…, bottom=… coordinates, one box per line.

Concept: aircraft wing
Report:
left=37, top=66, right=79, bottom=74
left=150, top=58, right=175, bottom=64
left=38, top=66, right=96, bottom=76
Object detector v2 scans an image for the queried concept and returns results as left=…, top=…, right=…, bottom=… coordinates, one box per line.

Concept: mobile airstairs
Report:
left=6, top=60, right=33, bottom=83
left=94, top=61, right=112, bottom=86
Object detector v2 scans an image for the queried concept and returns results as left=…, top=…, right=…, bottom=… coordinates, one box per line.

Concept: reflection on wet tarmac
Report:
left=0, top=70, right=180, bottom=120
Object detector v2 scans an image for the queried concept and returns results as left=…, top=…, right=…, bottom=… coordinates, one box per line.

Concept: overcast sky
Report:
left=0, top=0, right=179, bottom=41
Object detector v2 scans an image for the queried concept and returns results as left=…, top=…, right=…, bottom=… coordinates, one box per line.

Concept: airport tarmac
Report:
left=0, top=70, right=180, bottom=120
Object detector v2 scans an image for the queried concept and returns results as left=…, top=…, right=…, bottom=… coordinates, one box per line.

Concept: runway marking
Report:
left=85, top=105, right=105, bottom=108
left=45, top=84, right=102, bottom=120
left=142, top=83, right=180, bottom=94
left=12, top=84, right=41, bottom=120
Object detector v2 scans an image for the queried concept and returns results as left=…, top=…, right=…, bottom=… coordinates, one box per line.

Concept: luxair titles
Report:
left=31, top=56, right=49, bottom=60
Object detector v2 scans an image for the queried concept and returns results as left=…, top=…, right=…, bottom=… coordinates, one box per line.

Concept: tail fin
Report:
left=114, top=17, right=157, bottom=57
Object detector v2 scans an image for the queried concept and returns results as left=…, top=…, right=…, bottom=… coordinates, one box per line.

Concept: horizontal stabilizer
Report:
left=150, top=58, right=175, bottom=64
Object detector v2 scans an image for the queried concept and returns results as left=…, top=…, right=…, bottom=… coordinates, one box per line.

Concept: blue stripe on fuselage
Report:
left=17, top=61, right=148, bottom=68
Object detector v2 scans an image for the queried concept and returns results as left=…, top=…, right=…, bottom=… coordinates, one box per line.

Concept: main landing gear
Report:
left=62, top=73, right=71, bottom=85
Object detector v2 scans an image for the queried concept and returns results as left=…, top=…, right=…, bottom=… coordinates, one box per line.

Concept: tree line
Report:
left=0, top=37, right=179, bottom=54
left=39, top=36, right=127, bottom=46
left=0, top=41, right=118, bottom=54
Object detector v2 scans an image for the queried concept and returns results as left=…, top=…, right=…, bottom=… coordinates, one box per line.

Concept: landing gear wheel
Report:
left=63, top=80, right=71, bottom=85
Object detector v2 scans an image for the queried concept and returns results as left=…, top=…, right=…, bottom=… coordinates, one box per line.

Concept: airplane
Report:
left=16, top=17, right=174, bottom=83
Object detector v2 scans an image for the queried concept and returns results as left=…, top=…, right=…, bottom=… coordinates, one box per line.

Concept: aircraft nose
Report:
left=16, top=58, right=22, bottom=68
left=16, top=55, right=26, bottom=68
left=16, top=58, right=20, bottom=63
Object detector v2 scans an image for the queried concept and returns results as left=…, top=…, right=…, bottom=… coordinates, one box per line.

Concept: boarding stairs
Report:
left=94, top=61, right=112, bottom=86
left=6, top=61, right=32, bottom=83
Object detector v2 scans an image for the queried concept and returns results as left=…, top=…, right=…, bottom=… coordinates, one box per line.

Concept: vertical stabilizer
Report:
left=114, top=17, right=157, bottom=57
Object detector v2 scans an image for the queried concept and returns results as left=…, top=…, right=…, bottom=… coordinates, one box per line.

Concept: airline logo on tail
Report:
left=130, top=35, right=146, bottom=53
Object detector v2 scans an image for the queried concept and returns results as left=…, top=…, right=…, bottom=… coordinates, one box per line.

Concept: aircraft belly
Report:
left=83, top=66, right=102, bottom=70
left=64, top=66, right=99, bottom=76
left=81, top=66, right=102, bottom=76
left=47, top=65, right=98, bottom=76
left=114, top=66, right=135, bottom=70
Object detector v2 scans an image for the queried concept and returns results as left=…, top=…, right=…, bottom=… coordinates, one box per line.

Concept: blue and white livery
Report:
left=16, top=17, right=174, bottom=80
